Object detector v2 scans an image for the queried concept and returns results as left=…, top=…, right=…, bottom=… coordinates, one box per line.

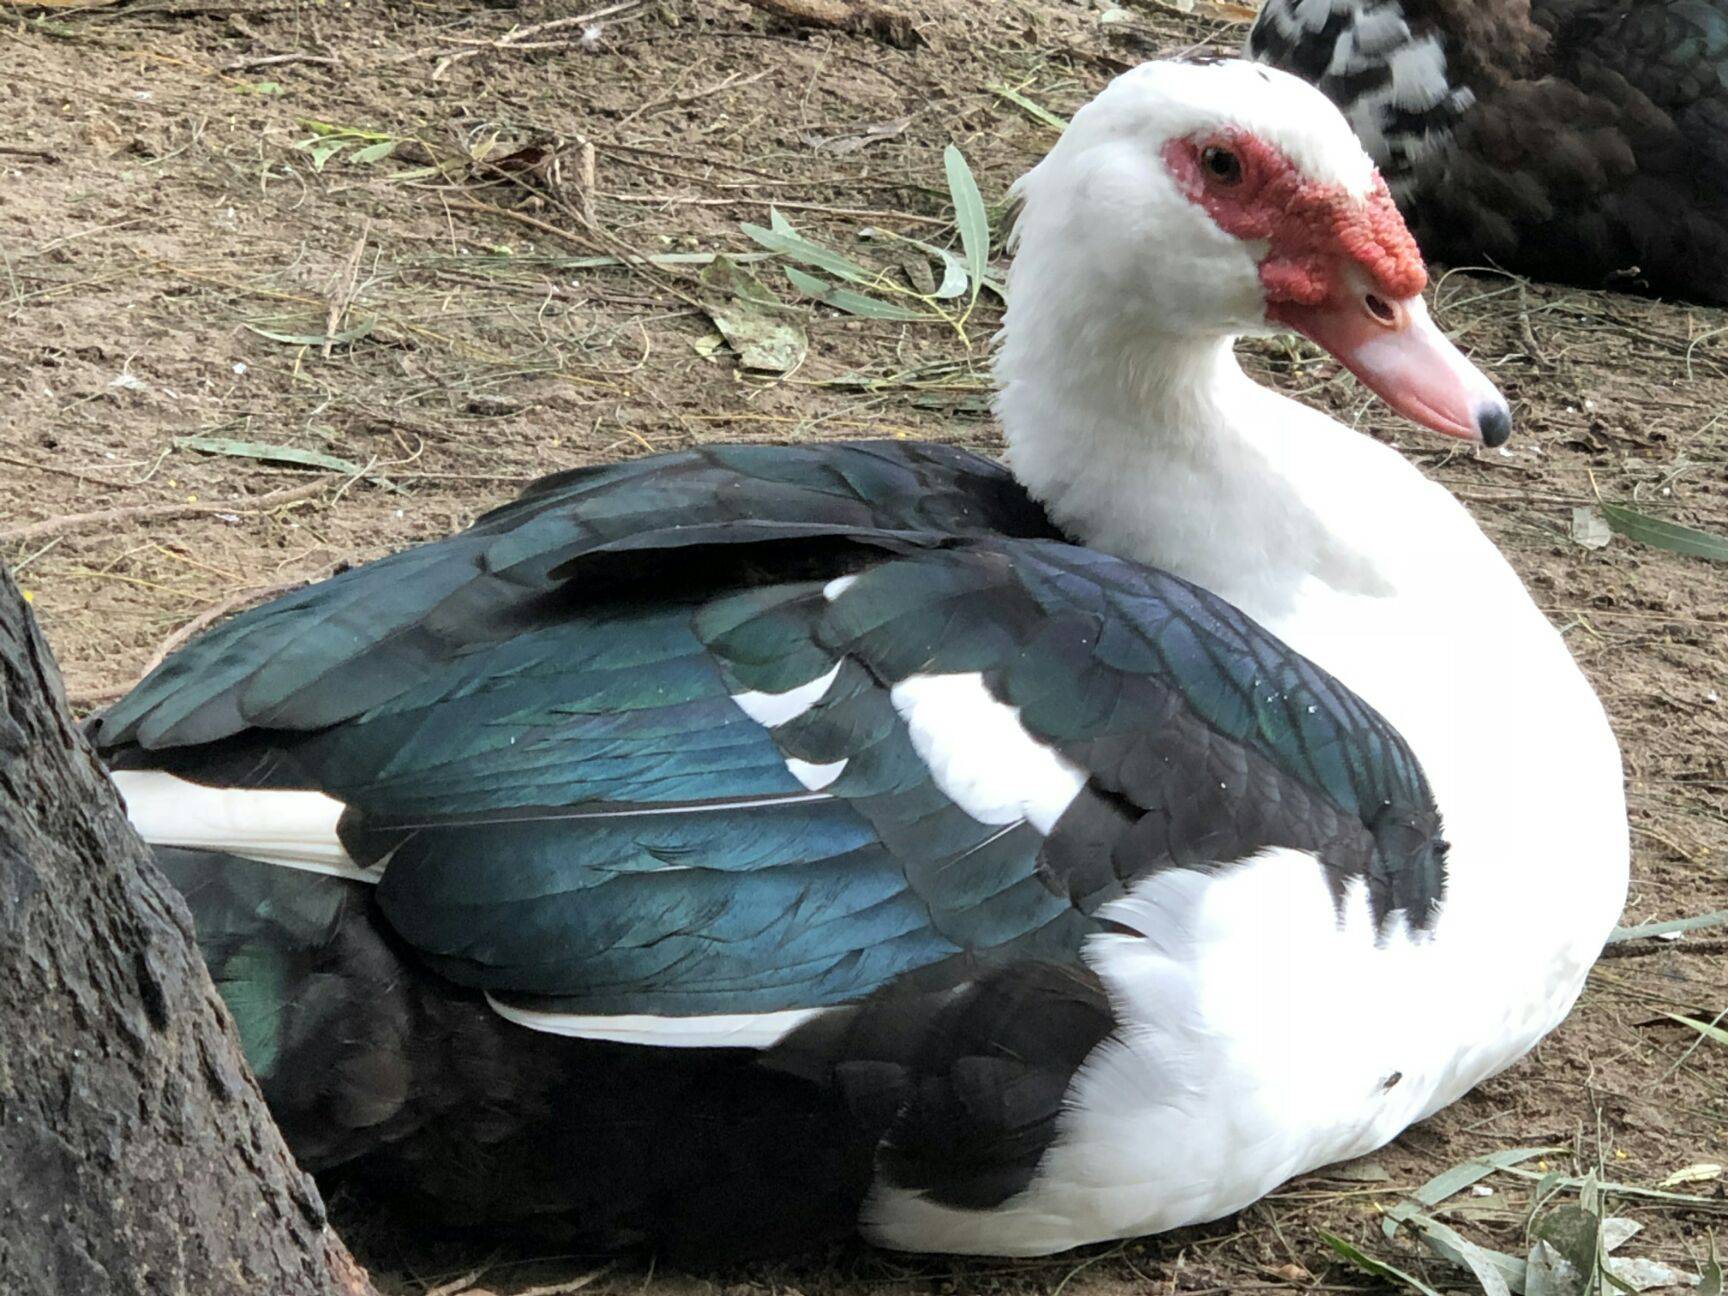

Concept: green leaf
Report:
left=173, top=436, right=364, bottom=475
left=697, top=255, right=807, bottom=374
left=988, top=84, right=1069, bottom=130
left=741, top=216, right=877, bottom=286
left=943, top=144, right=989, bottom=306
left=1663, top=1012, right=1728, bottom=1046
left=1402, top=1212, right=1522, bottom=1296
left=305, top=140, right=347, bottom=171
left=1698, top=1242, right=1722, bottom=1296
left=783, top=266, right=832, bottom=296
left=1500, top=1165, right=1724, bottom=1207
left=1610, top=909, right=1728, bottom=943
left=1598, top=502, right=1728, bottom=561
left=1533, top=1205, right=1601, bottom=1296
left=819, top=287, right=928, bottom=321
left=1319, top=1232, right=1444, bottom=1296
left=1384, top=1148, right=1563, bottom=1240
left=784, top=266, right=928, bottom=322
left=876, top=232, right=970, bottom=299
left=349, top=139, right=396, bottom=165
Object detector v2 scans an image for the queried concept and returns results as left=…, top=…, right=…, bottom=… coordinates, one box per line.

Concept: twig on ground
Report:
left=0, top=480, right=329, bottom=545
left=576, top=139, right=597, bottom=227
left=736, top=0, right=921, bottom=48
left=431, top=0, right=645, bottom=76
left=221, top=52, right=337, bottom=71
left=324, top=220, right=371, bottom=359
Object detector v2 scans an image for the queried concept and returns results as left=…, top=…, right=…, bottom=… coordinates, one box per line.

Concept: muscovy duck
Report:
left=95, top=58, right=1627, bottom=1259
left=1247, top=0, right=1728, bottom=304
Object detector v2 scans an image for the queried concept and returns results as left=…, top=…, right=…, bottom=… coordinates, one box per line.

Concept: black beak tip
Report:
left=1476, top=402, right=1512, bottom=449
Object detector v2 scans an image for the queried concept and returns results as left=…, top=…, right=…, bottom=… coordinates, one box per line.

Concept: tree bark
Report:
left=0, top=567, right=374, bottom=1296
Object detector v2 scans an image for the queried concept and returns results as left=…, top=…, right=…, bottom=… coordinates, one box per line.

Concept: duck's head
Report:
left=1005, top=57, right=1509, bottom=447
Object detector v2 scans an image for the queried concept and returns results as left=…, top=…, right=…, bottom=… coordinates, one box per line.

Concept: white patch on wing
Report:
left=731, top=661, right=842, bottom=728
left=866, top=843, right=1587, bottom=1256
left=486, top=995, right=828, bottom=1048
left=110, top=769, right=381, bottom=882
left=888, top=672, right=1086, bottom=833
left=823, top=574, right=858, bottom=601
left=785, top=757, right=847, bottom=791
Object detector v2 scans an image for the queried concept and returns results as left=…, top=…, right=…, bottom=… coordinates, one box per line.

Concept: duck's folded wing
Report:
left=105, top=531, right=1446, bottom=1044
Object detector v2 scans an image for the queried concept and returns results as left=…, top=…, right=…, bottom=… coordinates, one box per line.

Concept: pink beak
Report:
left=1270, top=274, right=1511, bottom=447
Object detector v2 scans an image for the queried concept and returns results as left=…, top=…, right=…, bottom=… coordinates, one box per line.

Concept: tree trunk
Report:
left=0, top=567, right=374, bottom=1296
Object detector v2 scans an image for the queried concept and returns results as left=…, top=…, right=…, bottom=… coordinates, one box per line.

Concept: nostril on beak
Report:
left=1476, top=402, right=1512, bottom=448
left=1363, top=292, right=1398, bottom=326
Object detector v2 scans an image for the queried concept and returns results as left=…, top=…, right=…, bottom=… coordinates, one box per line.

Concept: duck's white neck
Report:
left=995, top=300, right=1413, bottom=625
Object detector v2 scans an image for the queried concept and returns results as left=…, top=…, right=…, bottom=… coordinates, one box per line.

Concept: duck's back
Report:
left=1247, top=0, right=1728, bottom=304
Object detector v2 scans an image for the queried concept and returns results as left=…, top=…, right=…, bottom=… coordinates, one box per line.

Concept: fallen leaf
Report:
left=1607, top=1255, right=1699, bottom=1292
left=1529, top=1206, right=1600, bottom=1296
left=1601, top=1217, right=1643, bottom=1251
left=1658, top=1162, right=1723, bottom=1188
left=1571, top=505, right=1612, bottom=550
left=699, top=256, right=807, bottom=374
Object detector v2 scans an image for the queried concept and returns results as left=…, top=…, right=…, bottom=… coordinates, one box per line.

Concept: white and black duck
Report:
left=1247, top=0, right=1728, bottom=304
left=95, top=58, right=1628, bottom=1259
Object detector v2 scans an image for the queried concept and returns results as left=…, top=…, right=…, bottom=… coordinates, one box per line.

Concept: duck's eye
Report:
left=1201, top=146, right=1242, bottom=185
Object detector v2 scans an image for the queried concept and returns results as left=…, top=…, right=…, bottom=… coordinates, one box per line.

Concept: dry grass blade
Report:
left=1662, top=1011, right=1728, bottom=1046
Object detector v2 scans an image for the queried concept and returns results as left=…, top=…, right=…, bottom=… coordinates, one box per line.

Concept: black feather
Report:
left=1248, top=0, right=1728, bottom=303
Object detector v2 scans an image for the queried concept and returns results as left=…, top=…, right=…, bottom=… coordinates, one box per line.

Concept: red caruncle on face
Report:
left=1160, top=130, right=1425, bottom=309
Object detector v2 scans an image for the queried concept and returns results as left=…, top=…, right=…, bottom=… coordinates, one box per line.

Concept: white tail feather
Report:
left=485, top=994, right=827, bottom=1048
left=110, top=769, right=382, bottom=883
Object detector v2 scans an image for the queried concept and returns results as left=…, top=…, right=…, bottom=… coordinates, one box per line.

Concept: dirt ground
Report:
left=2, top=0, right=1724, bottom=1292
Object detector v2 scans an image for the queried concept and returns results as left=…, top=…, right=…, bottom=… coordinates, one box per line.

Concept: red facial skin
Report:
left=1161, top=131, right=1508, bottom=445
left=1162, top=131, right=1425, bottom=307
